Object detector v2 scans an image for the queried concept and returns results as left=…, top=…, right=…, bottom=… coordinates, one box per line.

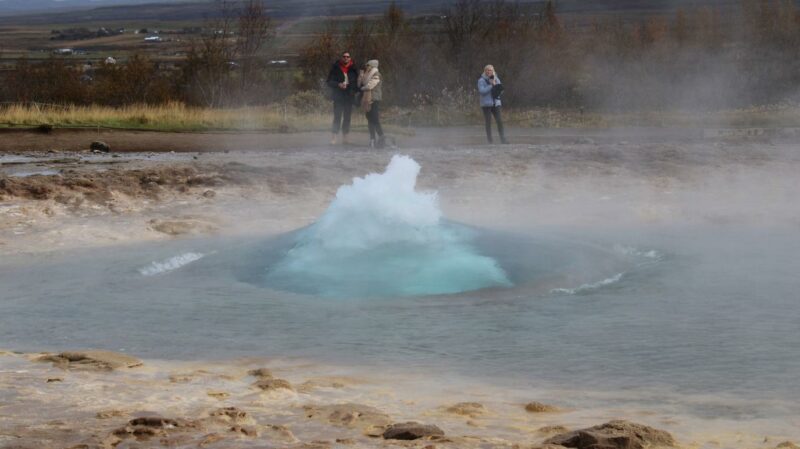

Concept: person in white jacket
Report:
left=359, top=59, right=385, bottom=148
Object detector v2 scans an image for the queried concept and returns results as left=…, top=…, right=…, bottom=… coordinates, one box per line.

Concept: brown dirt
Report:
left=0, top=125, right=734, bottom=154
left=0, top=128, right=338, bottom=153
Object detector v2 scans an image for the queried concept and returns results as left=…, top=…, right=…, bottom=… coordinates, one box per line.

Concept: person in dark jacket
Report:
left=477, top=64, right=508, bottom=144
left=326, top=51, right=359, bottom=145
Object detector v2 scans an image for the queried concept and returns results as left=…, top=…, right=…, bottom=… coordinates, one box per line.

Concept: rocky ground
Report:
left=2, top=131, right=797, bottom=255
left=0, top=349, right=688, bottom=449
left=2, top=348, right=799, bottom=449
left=1, top=129, right=799, bottom=448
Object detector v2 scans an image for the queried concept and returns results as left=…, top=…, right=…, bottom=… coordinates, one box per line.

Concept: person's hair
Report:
left=342, top=51, right=351, bottom=56
left=484, top=64, right=495, bottom=72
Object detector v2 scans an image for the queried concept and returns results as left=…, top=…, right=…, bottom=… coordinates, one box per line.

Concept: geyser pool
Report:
left=3, top=149, right=800, bottom=440
left=263, top=155, right=512, bottom=297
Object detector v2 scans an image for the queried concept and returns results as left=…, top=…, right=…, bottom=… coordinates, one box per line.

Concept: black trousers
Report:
left=482, top=106, right=505, bottom=143
left=332, top=100, right=353, bottom=134
left=366, top=101, right=384, bottom=140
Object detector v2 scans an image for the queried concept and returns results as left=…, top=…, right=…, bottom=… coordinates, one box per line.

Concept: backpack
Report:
left=491, top=83, right=505, bottom=100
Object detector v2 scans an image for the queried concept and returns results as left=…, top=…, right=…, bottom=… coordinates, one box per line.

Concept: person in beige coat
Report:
left=358, top=59, right=384, bottom=148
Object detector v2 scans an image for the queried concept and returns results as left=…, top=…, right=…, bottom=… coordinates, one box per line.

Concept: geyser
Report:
left=264, top=155, right=512, bottom=297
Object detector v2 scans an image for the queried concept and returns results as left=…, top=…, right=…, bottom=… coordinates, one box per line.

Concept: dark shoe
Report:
left=501, top=137, right=509, bottom=144
left=377, top=135, right=386, bottom=149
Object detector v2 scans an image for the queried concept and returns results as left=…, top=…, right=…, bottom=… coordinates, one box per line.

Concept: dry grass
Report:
left=2, top=102, right=799, bottom=132
left=0, top=102, right=339, bottom=132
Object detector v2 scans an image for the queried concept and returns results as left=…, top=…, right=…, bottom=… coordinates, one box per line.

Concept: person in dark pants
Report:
left=477, top=64, right=508, bottom=144
left=326, top=51, right=359, bottom=145
left=358, top=59, right=384, bottom=148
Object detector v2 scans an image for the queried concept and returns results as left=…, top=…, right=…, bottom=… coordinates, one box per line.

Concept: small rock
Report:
left=46, top=377, right=64, bottom=383
left=210, top=407, right=252, bottom=425
left=777, top=442, right=800, bottom=449
left=248, top=367, right=272, bottom=378
left=169, top=374, right=193, bottom=383
left=112, top=416, right=200, bottom=442
left=383, top=422, right=445, bottom=440
left=544, top=420, right=676, bottom=449
left=297, top=378, right=348, bottom=393
left=254, top=378, right=293, bottom=391
left=96, top=410, right=126, bottom=419
left=97, top=434, right=123, bottom=448
left=229, top=425, right=259, bottom=437
left=445, top=402, right=486, bottom=417
left=202, top=190, right=216, bottom=198
left=364, top=425, right=386, bottom=437
left=306, top=404, right=391, bottom=438
left=265, top=424, right=298, bottom=443
left=198, top=433, right=225, bottom=447
left=525, top=401, right=560, bottom=413
left=207, top=391, right=229, bottom=400
left=37, top=350, right=142, bottom=371
left=538, top=425, right=569, bottom=435
left=113, top=425, right=166, bottom=439
left=90, top=141, right=110, bottom=153
left=300, top=442, right=332, bottom=449
left=149, top=219, right=216, bottom=236
left=129, top=416, right=179, bottom=428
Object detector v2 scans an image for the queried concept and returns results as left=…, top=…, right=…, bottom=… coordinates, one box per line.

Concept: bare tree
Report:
left=182, top=0, right=237, bottom=106
left=237, top=0, right=273, bottom=99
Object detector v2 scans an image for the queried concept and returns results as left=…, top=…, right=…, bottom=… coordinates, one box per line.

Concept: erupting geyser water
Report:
left=264, top=155, right=511, bottom=297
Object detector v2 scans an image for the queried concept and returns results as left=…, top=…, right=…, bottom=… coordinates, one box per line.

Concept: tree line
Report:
left=2, top=0, right=800, bottom=111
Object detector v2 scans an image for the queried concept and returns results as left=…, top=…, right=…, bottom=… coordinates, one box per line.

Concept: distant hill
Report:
left=0, top=0, right=194, bottom=16
left=0, top=0, right=752, bottom=24
left=5, top=0, right=422, bottom=19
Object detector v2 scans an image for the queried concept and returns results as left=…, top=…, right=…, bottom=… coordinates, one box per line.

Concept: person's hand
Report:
left=491, top=78, right=497, bottom=86
left=338, top=82, right=347, bottom=89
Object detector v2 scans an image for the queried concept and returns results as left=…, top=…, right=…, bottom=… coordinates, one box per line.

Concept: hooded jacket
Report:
left=326, top=60, right=359, bottom=103
left=359, top=60, right=382, bottom=103
left=478, top=73, right=502, bottom=107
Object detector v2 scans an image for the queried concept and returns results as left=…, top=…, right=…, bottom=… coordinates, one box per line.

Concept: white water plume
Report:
left=265, top=155, right=511, bottom=297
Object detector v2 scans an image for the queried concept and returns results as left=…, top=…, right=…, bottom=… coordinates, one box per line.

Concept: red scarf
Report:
left=338, top=60, right=353, bottom=74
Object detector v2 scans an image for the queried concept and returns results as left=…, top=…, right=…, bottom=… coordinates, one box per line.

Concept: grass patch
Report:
left=2, top=102, right=800, bottom=133
left=0, top=102, right=334, bottom=132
